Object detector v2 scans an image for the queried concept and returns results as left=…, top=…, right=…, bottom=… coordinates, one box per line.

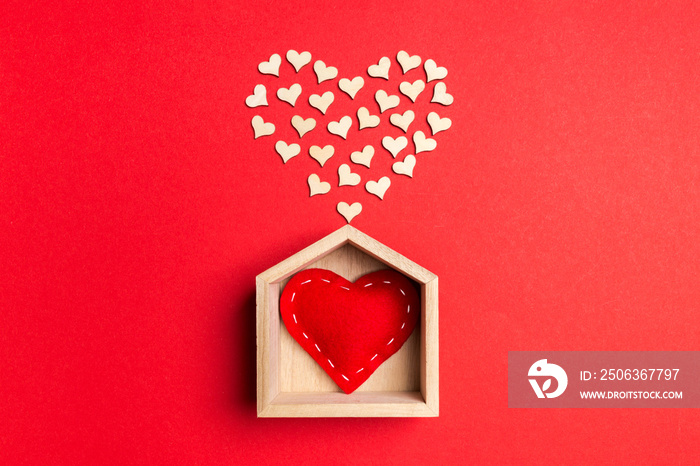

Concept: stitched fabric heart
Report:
left=245, top=50, right=453, bottom=224
left=280, top=268, right=420, bottom=393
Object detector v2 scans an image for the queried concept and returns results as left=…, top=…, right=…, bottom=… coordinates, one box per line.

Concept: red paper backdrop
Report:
left=1, top=1, right=698, bottom=464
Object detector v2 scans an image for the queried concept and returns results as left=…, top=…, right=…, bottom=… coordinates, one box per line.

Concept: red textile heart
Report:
left=280, top=268, right=420, bottom=394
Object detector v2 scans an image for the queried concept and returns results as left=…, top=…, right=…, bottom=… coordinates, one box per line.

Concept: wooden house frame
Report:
left=256, top=225, right=438, bottom=417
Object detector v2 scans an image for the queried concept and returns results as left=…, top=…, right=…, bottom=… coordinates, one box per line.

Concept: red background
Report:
left=1, top=1, right=698, bottom=464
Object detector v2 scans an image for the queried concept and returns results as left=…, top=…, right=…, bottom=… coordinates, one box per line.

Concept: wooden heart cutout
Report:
left=327, top=116, right=352, bottom=139
left=338, top=76, right=364, bottom=99
left=392, top=154, right=416, bottom=177
left=258, top=54, right=281, bottom=77
left=291, top=115, right=316, bottom=138
left=397, top=50, right=421, bottom=74
left=338, top=164, right=361, bottom=187
left=399, top=80, right=425, bottom=102
left=368, top=57, right=391, bottom=80
left=382, top=135, right=408, bottom=158
left=357, top=107, right=380, bottom=130
left=365, top=176, right=391, bottom=199
left=336, top=202, right=362, bottom=222
left=413, top=131, right=437, bottom=154
left=275, top=140, right=300, bottom=163
left=245, top=84, right=268, bottom=108
left=390, top=110, right=415, bottom=132
left=307, top=174, right=331, bottom=196
left=277, top=84, right=301, bottom=106
left=309, top=91, right=334, bottom=114
left=350, top=145, right=374, bottom=168
left=252, top=115, right=275, bottom=139
left=309, top=145, right=335, bottom=167
left=286, top=50, right=312, bottom=72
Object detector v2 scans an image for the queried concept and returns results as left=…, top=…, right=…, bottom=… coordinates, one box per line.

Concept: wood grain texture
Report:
left=423, top=278, right=439, bottom=415
left=256, top=226, right=438, bottom=417
left=256, top=279, right=279, bottom=414
left=256, top=225, right=351, bottom=284
left=347, top=227, right=437, bottom=283
left=263, top=392, right=434, bottom=418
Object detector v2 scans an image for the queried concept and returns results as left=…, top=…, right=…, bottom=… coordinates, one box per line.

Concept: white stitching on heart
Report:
left=287, top=274, right=417, bottom=387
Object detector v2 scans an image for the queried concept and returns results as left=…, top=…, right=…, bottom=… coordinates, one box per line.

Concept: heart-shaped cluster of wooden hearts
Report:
left=247, top=50, right=453, bottom=223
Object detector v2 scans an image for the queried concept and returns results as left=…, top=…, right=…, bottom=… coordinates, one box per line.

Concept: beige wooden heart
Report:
left=246, top=84, right=268, bottom=108
left=291, top=115, right=316, bottom=138
left=275, top=140, right=300, bottom=163
left=413, top=131, right=437, bottom=153
left=392, top=154, right=416, bottom=177
left=399, top=80, right=425, bottom=103
left=327, top=116, right=352, bottom=139
left=431, top=82, right=453, bottom=106
left=338, top=76, right=364, bottom=99
left=390, top=110, right=415, bottom=133
left=382, top=135, right=408, bottom=158
left=338, top=164, right=361, bottom=187
left=313, top=60, right=338, bottom=83
left=286, top=50, right=311, bottom=72
left=427, top=111, right=451, bottom=135
left=365, top=176, right=391, bottom=200
left=350, top=145, right=374, bottom=168
left=258, top=54, right=281, bottom=76
left=424, top=59, right=447, bottom=82
left=336, top=202, right=362, bottom=223
left=252, top=115, right=275, bottom=139
left=397, top=51, right=421, bottom=74
left=308, top=174, right=331, bottom=196
left=357, top=107, right=380, bottom=130
left=309, top=145, right=335, bottom=167
left=375, top=90, right=400, bottom=113
left=309, top=91, right=334, bottom=114
left=368, top=57, right=391, bottom=80
left=277, top=84, right=301, bottom=107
